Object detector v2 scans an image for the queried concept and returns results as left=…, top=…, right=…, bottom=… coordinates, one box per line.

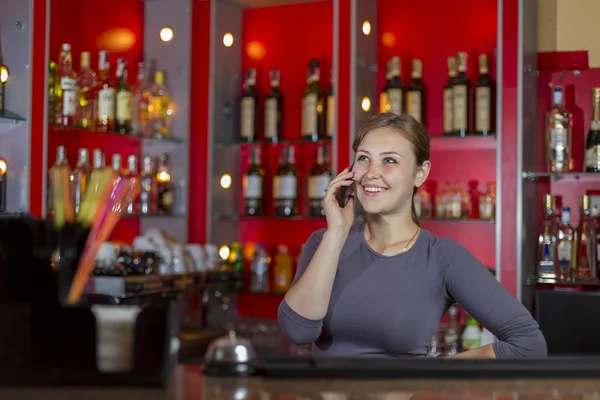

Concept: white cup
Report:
left=91, top=305, right=142, bottom=373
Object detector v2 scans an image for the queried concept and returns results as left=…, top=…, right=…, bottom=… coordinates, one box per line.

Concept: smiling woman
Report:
left=277, top=113, right=548, bottom=360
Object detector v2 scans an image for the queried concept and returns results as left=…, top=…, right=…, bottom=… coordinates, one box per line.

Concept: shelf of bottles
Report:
left=207, top=0, right=336, bottom=316
left=529, top=67, right=600, bottom=292
left=375, top=51, right=497, bottom=269
left=47, top=44, right=182, bottom=224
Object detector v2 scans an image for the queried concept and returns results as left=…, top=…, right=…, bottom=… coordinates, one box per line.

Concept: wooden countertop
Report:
left=1, top=365, right=600, bottom=400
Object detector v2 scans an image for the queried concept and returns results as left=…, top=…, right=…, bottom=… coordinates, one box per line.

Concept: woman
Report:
left=278, top=112, right=547, bottom=359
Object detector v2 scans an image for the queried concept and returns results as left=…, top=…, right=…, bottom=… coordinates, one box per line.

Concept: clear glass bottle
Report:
left=47, top=145, right=68, bottom=216
left=536, top=194, right=558, bottom=283
left=557, top=206, right=575, bottom=283
left=96, top=50, right=115, bottom=132
left=150, top=71, right=172, bottom=138
left=115, top=59, right=133, bottom=134
left=77, top=51, right=97, bottom=129
left=132, top=61, right=150, bottom=136
left=139, top=155, right=158, bottom=215
left=56, top=43, right=78, bottom=127
left=70, top=148, right=91, bottom=216
left=575, top=195, right=597, bottom=282
left=545, top=86, right=573, bottom=173
left=125, top=155, right=139, bottom=215
left=308, top=145, right=332, bottom=218
left=249, top=244, right=270, bottom=293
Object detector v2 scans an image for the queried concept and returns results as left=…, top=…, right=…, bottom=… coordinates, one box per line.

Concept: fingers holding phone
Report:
left=322, top=165, right=356, bottom=232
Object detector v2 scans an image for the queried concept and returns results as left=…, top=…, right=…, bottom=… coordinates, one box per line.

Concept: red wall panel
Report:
left=499, top=0, right=519, bottom=295
left=188, top=0, right=211, bottom=245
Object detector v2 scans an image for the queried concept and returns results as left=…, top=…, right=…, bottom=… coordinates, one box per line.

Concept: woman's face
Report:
left=352, top=127, right=430, bottom=216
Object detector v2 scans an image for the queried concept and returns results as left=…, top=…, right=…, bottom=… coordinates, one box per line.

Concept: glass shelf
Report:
left=48, top=124, right=185, bottom=155
left=214, top=213, right=326, bottom=222
left=525, top=276, right=600, bottom=288
left=421, top=218, right=496, bottom=223
left=0, top=109, right=25, bottom=123
left=122, top=212, right=183, bottom=218
left=521, top=171, right=600, bottom=182
left=429, top=133, right=497, bottom=151
left=0, top=110, right=26, bottom=137
left=215, top=137, right=332, bottom=147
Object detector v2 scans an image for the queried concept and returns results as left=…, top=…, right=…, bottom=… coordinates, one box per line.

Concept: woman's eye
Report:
left=384, top=158, right=397, bottom=164
left=357, top=155, right=368, bottom=162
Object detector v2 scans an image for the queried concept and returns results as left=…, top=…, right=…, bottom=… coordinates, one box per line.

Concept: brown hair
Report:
left=351, top=112, right=431, bottom=225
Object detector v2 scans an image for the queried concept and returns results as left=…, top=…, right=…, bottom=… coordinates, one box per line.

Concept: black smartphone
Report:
left=336, top=161, right=355, bottom=208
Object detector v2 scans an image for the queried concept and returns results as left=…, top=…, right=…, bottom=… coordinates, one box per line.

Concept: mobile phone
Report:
left=336, top=161, right=355, bottom=208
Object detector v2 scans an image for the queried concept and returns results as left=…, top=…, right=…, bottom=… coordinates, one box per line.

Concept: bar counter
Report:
left=2, top=364, right=600, bottom=400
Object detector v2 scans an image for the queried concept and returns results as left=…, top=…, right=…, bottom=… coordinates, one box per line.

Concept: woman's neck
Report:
left=364, top=212, right=419, bottom=249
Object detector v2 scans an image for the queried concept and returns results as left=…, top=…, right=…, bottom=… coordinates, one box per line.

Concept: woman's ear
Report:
left=415, top=160, right=431, bottom=188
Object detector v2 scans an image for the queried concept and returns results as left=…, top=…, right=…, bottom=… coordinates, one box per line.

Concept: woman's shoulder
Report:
left=417, top=229, right=471, bottom=260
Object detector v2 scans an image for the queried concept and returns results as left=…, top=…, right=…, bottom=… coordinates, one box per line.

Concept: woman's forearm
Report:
left=283, top=228, right=348, bottom=320
left=447, top=344, right=496, bottom=359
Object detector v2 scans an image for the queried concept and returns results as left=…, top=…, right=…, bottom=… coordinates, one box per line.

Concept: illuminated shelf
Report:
left=214, top=213, right=325, bottom=222
left=525, top=276, right=600, bottom=288
left=0, top=110, right=26, bottom=136
left=48, top=124, right=185, bottom=155
left=215, top=137, right=332, bottom=148
left=122, top=212, right=183, bottom=218
left=521, top=171, right=600, bottom=182
left=421, top=218, right=495, bottom=223
left=429, top=134, right=497, bottom=152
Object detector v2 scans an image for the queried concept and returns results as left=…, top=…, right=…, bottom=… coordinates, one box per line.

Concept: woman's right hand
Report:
left=322, top=167, right=356, bottom=233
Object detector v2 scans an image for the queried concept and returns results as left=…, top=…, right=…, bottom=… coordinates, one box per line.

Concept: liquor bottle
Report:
left=444, top=306, right=460, bottom=356
left=379, top=60, right=391, bottom=113
left=139, top=155, right=158, bottom=215
left=56, top=43, right=78, bottom=127
left=240, top=68, right=258, bottom=142
left=406, top=59, right=425, bottom=125
left=77, top=51, right=97, bottom=129
left=249, top=244, right=270, bottom=293
left=228, top=242, right=245, bottom=291
left=387, top=56, right=403, bottom=115
left=474, top=54, right=493, bottom=136
left=115, top=59, right=133, bottom=134
left=263, top=70, right=281, bottom=143
left=545, top=86, right=573, bottom=173
left=90, top=149, right=105, bottom=179
left=48, top=61, right=57, bottom=124
left=585, top=87, right=600, bottom=172
left=326, top=69, right=335, bottom=138
left=557, top=206, right=575, bottom=283
left=156, top=154, right=173, bottom=214
left=443, top=56, right=457, bottom=136
left=453, top=51, right=470, bottom=136
left=150, top=71, right=172, bottom=138
left=47, top=145, right=68, bottom=216
left=70, top=148, right=91, bottom=216
left=243, top=146, right=265, bottom=216
left=536, top=194, right=557, bottom=283
left=273, top=146, right=298, bottom=217
left=575, top=195, right=597, bottom=282
left=125, top=155, right=139, bottom=215
left=273, top=245, right=293, bottom=293
left=96, top=50, right=115, bottom=132
left=301, top=59, right=324, bottom=141
left=0, top=158, right=5, bottom=213
left=308, top=145, right=332, bottom=217
left=111, top=153, right=123, bottom=177
left=132, top=62, right=150, bottom=136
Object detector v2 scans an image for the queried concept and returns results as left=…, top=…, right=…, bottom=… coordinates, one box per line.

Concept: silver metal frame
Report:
left=495, top=0, right=504, bottom=285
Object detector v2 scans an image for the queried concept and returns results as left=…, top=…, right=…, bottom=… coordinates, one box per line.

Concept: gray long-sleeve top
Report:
left=278, top=225, right=547, bottom=359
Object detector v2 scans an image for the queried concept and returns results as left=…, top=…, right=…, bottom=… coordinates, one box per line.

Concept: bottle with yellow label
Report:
left=150, top=70, right=172, bottom=138
left=273, top=245, right=293, bottom=293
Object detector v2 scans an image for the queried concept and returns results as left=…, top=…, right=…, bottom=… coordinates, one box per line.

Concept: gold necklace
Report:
left=400, top=227, right=420, bottom=253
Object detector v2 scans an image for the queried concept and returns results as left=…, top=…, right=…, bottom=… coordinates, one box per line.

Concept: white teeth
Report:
left=364, top=187, right=386, bottom=193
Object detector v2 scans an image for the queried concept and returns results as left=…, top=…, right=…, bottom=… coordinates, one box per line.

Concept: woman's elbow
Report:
left=494, top=329, right=548, bottom=359
left=277, top=302, right=323, bottom=345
